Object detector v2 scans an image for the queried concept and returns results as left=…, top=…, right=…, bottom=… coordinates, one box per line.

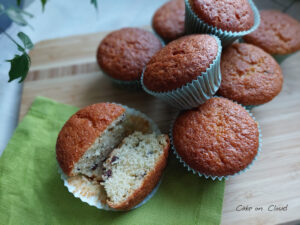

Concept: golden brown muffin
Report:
left=56, top=103, right=125, bottom=176
left=189, top=0, right=254, bottom=32
left=218, top=43, right=283, bottom=106
left=152, top=0, right=185, bottom=42
left=143, top=34, right=218, bottom=92
left=244, top=10, right=300, bottom=55
left=173, top=97, right=259, bottom=177
left=97, top=28, right=162, bottom=81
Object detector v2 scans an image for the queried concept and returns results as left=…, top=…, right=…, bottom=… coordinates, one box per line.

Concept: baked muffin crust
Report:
left=244, top=10, right=300, bottom=55
left=97, top=28, right=162, bottom=81
left=152, top=0, right=185, bottom=42
left=173, top=97, right=259, bottom=177
left=56, top=103, right=125, bottom=176
left=218, top=43, right=283, bottom=106
left=143, top=34, right=218, bottom=92
left=189, top=0, right=254, bottom=32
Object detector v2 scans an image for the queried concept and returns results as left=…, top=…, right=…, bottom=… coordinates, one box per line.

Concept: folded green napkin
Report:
left=0, top=96, right=225, bottom=225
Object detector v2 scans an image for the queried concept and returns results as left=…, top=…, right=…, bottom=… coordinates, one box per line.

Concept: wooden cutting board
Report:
left=20, top=30, right=300, bottom=225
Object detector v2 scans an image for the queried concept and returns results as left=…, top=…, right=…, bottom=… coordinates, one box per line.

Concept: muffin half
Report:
left=56, top=103, right=170, bottom=210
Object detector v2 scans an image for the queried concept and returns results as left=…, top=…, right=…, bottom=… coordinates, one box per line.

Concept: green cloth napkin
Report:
left=0, top=96, right=225, bottom=225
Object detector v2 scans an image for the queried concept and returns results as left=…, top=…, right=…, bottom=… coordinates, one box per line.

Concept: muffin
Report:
left=102, top=131, right=169, bottom=210
left=172, top=97, right=260, bottom=179
left=218, top=43, right=283, bottom=107
left=184, top=0, right=260, bottom=46
left=56, top=103, right=126, bottom=180
left=152, top=0, right=185, bottom=42
left=243, top=10, right=300, bottom=63
left=142, top=34, right=222, bottom=109
left=189, top=0, right=254, bottom=32
left=56, top=103, right=170, bottom=210
left=97, top=28, right=163, bottom=87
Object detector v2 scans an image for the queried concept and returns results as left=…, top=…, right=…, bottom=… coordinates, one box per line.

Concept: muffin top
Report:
left=97, top=28, right=162, bottom=81
left=56, top=103, right=125, bottom=175
left=152, top=0, right=185, bottom=42
left=244, top=10, right=300, bottom=55
left=143, top=34, right=218, bottom=92
left=189, top=0, right=254, bottom=32
left=218, top=43, right=283, bottom=106
left=173, top=97, right=259, bottom=177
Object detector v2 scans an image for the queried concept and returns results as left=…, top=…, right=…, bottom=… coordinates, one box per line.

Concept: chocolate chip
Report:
left=147, top=151, right=154, bottom=155
left=105, top=169, right=112, bottom=178
left=111, top=156, right=119, bottom=163
left=91, top=164, right=98, bottom=171
left=102, top=157, right=108, bottom=162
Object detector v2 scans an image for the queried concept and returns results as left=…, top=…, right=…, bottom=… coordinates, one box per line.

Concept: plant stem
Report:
left=1, top=30, right=20, bottom=47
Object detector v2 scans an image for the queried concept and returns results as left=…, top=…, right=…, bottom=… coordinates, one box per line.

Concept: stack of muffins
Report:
left=94, top=1, right=300, bottom=184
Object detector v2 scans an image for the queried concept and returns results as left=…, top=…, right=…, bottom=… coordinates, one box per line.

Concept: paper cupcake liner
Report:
left=151, top=27, right=185, bottom=45
left=101, top=71, right=142, bottom=90
left=141, top=35, right=222, bottom=110
left=169, top=98, right=262, bottom=181
left=273, top=53, right=294, bottom=64
left=58, top=104, right=163, bottom=211
left=58, top=167, right=162, bottom=211
left=245, top=105, right=256, bottom=111
left=184, top=0, right=260, bottom=47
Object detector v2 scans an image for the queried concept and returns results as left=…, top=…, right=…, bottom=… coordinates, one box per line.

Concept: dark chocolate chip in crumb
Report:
left=147, top=151, right=154, bottom=155
left=105, top=169, right=112, bottom=178
left=111, top=156, right=119, bottom=163
left=102, top=157, right=108, bottom=162
left=91, top=164, right=98, bottom=171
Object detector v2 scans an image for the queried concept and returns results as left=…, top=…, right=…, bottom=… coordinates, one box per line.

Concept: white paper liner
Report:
left=58, top=104, right=163, bottom=211
left=170, top=97, right=262, bottom=181
left=58, top=167, right=162, bottom=211
left=184, top=0, right=260, bottom=47
left=102, top=72, right=142, bottom=90
left=141, top=35, right=222, bottom=110
left=273, top=53, right=295, bottom=64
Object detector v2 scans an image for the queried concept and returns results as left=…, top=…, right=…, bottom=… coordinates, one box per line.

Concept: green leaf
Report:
left=17, top=44, right=25, bottom=52
left=18, top=32, right=33, bottom=50
left=6, top=7, right=27, bottom=26
left=41, top=0, right=47, bottom=11
left=17, top=0, right=21, bottom=7
left=7, top=53, right=31, bottom=82
left=90, top=0, right=98, bottom=9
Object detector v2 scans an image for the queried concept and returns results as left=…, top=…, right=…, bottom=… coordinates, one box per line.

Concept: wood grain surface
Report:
left=20, top=30, right=300, bottom=225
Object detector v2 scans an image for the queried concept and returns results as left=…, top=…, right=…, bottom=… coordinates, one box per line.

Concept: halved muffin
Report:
left=56, top=103, right=169, bottom=210
left=102, top=131, right=169, bottom=210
